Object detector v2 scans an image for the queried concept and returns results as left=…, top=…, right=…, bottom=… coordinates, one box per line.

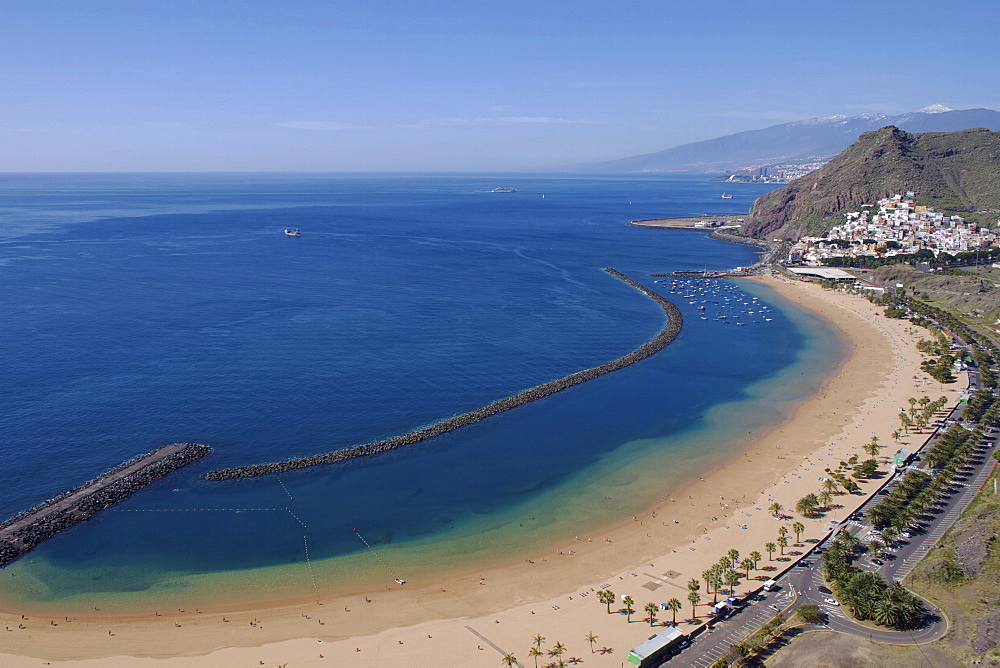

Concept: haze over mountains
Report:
left=584, top=106, right=1000, bottom=174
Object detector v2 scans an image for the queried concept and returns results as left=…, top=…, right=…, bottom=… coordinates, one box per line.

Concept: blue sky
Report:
left=4, top=0, right=998, bottom=171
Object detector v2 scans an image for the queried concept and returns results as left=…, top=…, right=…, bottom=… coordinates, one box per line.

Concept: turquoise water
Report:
left=0, top=173, right=844, bottom=609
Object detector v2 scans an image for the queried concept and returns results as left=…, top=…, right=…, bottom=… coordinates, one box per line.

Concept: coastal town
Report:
left=788, top=192, right=999, bottom=265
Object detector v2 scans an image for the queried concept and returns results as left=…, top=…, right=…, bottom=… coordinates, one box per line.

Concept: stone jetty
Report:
left=0, top=443, right=211, bottom=567
left=204, top=268, right=683, bottom=481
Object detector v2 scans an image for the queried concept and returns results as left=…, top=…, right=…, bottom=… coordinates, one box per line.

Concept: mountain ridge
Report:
left=582, top=108, right=1000, bottom=173
left=742, top=126, right=1000, bottom=240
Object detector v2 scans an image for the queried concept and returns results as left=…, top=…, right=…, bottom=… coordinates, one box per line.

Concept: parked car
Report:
left=823, top=598, right=840, bottom=606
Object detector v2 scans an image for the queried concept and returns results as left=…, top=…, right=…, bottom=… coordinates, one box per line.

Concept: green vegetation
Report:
left=745, top=126, right=1000, bottom=239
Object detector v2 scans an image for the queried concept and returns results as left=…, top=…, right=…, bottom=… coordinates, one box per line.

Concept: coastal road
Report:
left=667, top=385, right=999, bottom=665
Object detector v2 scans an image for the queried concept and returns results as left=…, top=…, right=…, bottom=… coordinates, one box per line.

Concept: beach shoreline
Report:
left=0, top=276, right=964, bottom=666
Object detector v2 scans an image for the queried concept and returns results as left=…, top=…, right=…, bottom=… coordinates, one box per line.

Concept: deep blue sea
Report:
left=0, top=173, right=844, bottom=609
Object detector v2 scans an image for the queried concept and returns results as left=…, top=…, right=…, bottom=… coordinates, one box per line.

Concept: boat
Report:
left=284, top=228, right=301, bottom=237
left=491, top=187, right=516, bottom=193
left=721, top=193, right=733, bottom=199
left=395, top=578, right=406, bottom=585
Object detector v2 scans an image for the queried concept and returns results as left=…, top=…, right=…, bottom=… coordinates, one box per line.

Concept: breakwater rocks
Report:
left=203, top=268, right=683, bottom=481
left=0, top=443, right=210, bottom=567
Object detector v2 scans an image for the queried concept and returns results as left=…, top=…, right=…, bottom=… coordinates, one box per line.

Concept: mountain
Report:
left=742, top=126, right=1000, bottom=240
left=583, top=107, right=1000, bottom=173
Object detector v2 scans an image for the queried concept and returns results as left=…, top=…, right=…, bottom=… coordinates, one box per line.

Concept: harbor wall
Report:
left=204, top=268, right=683, bottom=480
left=0, top=443, right=211, bottom=567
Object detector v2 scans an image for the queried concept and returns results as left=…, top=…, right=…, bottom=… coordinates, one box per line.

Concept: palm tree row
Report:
left=820, top=533, right=924, bottom=630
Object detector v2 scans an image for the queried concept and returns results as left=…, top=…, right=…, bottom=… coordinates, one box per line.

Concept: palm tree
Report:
left=792, top=521, right=805, bottom=543
left=666, top=598, right=682, bottom=626
left=622, top=595, right=634, bottom=623
left=740, top=558, right=754, bottom=579
left=597, top=589, right=615, bottom=614
left=708, top=571, right=723, bottom=603
left=749, top=550, right=762, bottom=569
left=891, top=429, right=902, bottom=444
left=822, top=478, right=839, bottom=494
left=864, top=438, right=881, bottom=458
left=768, top=502, right=783, bottom=517
left=778, top=525, right=788, bottom=538
left=777, top=535, right=788, bottom=555
left=818, top=490, right=833, bottom=508
left=552, top=641, right=566, bottom=658
left=765, top=542, right=777, bottom=561
left=533, top=634, right=545, bottom=650
left=727, top=548, right=740, bottom=569
left=644, top=602, right=659, bottom=626
left=585, top=632, right=597, bottom=654
left=529, top=646, right=543, bottom=667
left=687, top=591, right=701, bottom=619
left=687, top=578, right=701, bottom=594
left=501, top=652, right=517, bottom=667
left=796, top=494, right=820, bottom=517
left=724, top=568, right=740, bottom=597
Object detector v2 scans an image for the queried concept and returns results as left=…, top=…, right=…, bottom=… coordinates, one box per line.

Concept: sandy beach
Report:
left=0, top=276, right=964, bottom=667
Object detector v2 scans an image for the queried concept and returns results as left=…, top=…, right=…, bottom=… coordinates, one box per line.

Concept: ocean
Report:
left=0, top=173, right=845, bottom=610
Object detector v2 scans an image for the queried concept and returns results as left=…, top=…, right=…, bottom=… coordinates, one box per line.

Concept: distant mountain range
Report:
left=743, top=126, right=1000, bottom=240
left=583, top=106, right=1000, bottom=174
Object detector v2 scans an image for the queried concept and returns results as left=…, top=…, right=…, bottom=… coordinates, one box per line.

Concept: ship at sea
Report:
left=284, top=228, right=301, bottom=237
left=721, top=193, right=733, bottom=199
left=491, top=187, right=516, bottom=193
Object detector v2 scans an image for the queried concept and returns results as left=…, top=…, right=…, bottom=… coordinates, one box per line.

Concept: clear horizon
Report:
left=4, top=0, right=998, bottom=172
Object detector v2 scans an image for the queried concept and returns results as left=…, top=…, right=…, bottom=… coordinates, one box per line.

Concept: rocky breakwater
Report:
left=0, top=443, right=211, bottom=567
left=204, top=268, right=683, bottom=480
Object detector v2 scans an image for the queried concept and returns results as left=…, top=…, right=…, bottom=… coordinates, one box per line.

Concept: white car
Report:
left=823, top=598, right=840, bottom=606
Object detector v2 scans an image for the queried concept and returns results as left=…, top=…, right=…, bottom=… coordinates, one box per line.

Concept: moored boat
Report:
left=284, top=228, right=301, bottom=237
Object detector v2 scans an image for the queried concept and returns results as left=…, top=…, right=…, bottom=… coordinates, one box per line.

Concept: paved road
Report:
left=670, top=368, right=999, bottom=666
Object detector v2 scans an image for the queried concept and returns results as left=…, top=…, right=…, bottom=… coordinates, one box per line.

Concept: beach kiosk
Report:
left=892, top=448, right=913, bottom=468
left=627, top=627, right=685, bottom=667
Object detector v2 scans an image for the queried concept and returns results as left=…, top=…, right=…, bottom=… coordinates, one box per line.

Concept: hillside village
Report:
left=788, top=193, right=1000, bottom=265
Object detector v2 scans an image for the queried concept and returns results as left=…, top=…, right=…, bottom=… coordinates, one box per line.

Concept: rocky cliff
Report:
left=743, top=126, right=1000, bottom=240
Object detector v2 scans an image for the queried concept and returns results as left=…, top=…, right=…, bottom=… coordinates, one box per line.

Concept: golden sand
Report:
left=0, top=276, right=962, bottom=666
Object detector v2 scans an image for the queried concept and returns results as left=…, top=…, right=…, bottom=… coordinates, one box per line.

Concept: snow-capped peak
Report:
left=917, top=104, right=953, bottom=114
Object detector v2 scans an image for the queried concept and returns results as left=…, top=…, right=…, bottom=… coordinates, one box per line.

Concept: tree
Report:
left=644, top=602, right=659, bottom=626
left=768, top=502, right=783, bottom=517
left=821, top=478, right=839, bottom=494
left=796, top=603, right=824, bottom=624
left=528, top=646, right=543, bottom=668
left=533, top=634, right=545, bottom=650
left=777, top=535, right=789, bottom=555
left=666, top=598, right=682, bottom=625
left=622, top=595, right=634, bottom=623
left=749, top=551, right=762, bottom=569
left=796, top=493, right=820, bottom=517
left=727, top=549, right=740, bottom=569
left=597, top=590, right=615, bottom=614
left=740, top=558, right=754, bottom=579
left=585, top=632, right=597, bottom=654
left=818, top=490, right=833, bottom=508
left=778, top=526, right=788, bottom=538
left=724, top=569, right=740, bottom=597
left=792, top=522, right=805, bottom=543
left=765, top=542, right=777, bottom=560
left=502, top=652, right=517, bottom=667
left=687, top=591, right=701, bottom=619
left=708, top=571, right=723, bottom=603
left=552, top=641, right=566, bottom=657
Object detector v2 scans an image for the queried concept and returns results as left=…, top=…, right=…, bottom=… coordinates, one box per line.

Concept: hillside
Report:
left=742, top=126, right=1000, bottom=240
left=581, top=107, right=1000, bottom=173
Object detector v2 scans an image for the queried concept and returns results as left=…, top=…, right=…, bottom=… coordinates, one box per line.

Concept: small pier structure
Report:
left=0, top=443, right=210, bottom=567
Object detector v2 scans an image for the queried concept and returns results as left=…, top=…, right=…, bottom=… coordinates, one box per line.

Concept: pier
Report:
left=204, top=268, right=683, bottom=480
left=0, top=443, right=211, bottom=567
